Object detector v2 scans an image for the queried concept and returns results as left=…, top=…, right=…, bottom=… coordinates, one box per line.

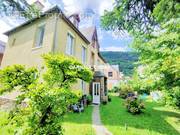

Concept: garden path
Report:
left=92, top=105, right=112, bottom=135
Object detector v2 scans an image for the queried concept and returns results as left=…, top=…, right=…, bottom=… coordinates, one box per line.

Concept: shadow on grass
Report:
left=63, top=105, right=93, bottom=124
left=100, top=96, right=180, bottom=135
left=62, top=106, right=95, bottom=135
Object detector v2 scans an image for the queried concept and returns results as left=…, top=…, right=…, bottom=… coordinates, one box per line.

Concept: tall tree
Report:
left=0, top=0, right=40, bottom=18
left=101, top=0, right=179, bottom=34
left=101, top=0, right=180, bottom=107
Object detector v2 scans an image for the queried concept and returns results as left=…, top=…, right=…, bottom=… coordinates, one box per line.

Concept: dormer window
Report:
left=66, top=33, right=74, bottom=55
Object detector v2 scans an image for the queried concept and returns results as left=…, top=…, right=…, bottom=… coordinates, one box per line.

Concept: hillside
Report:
left=100, top=51, right=139, bottom=76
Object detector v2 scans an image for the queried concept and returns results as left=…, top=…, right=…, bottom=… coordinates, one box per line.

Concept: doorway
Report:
left=92, top=82, right=100, bottom=104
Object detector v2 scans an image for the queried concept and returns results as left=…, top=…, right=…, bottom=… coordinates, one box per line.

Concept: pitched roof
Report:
left=94, top=71, right=107, bottom=78
left=4, top=6, right=90, bottom=44
left=80, top=26, right=107, bottom=63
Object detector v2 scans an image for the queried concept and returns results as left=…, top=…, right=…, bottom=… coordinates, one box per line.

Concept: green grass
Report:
left=100, top=95, right=180, bottom=135
left=62, top=106, right=95, bottom=135
left=0, top=106, right=95, bottom=135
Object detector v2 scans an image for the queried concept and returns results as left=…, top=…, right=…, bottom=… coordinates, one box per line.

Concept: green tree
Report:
left=101, top=0, right=180, bottom=107
left=0, top=0, right=40, bottom=18
left=101, top=0, right=179, bottom=34
left=0, top=54, right=93, bottom=134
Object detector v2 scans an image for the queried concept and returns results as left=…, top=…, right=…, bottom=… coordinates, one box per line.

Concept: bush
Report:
left=108, top=96, right=111, bottom=102
left=87, top=95, right=92, bottom=105
left=173, top=87, right=180, bottom=108
left=119, top=84, right=134, bottom=99
left=119, top=83, right=134, bottom=98
left=137, top=89, right=150, bottom=95
left=0, top=54, right=93, bottom=135
left=125, top=97, right=145, bottom=114
left=102, top=101, right=107, bottom=105
left=111, top=86, right=120, bottom=93
left=119, top=90, right=133, bottom=99
left=162, top=87, right=180, bottom=109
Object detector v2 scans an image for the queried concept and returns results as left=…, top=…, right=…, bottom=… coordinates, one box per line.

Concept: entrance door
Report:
left=93, top=82, right=100, bottom=104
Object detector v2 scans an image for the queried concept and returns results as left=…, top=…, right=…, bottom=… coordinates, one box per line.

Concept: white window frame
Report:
left=66, top=32, right=74, bottom=55
left=81, top=45, right=87, bottom=64
left=34, top=24, right=45, bottom=48
left=81, top=80, right=86, bottom=95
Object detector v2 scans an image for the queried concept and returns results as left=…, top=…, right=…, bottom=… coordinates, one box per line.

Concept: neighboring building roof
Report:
left=0, top=40, right=5, bottom=54
left=94, top=71, right=107, bottom=78
left=4, top=6, right=90, bottom=44
left=80, top=26, right=96, bottom=41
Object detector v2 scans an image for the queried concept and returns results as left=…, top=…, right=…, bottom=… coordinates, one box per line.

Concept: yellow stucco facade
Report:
left=2, top=16, right=55, bottom=68
left=1, top=13, right=92, bottom=94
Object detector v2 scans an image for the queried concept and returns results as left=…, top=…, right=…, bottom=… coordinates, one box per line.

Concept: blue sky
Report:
left=0, top=0, right=132, bottom=51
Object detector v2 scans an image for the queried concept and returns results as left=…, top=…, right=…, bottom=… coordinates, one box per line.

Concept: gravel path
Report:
left=92, top=105, right=112, bottom=135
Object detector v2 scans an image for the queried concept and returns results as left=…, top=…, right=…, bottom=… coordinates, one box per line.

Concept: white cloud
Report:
left=99, top=0, right=114, bottom=16
left=100, top=46, right=128, bottom=52
left=62, top=0, right=114, bottom=16
left=97, top=28, right=103, bottom=40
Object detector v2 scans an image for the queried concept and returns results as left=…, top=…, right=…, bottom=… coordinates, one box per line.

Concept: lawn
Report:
left=0, top=106, right=95, bottom=135
left=100, top=95, right=180, bottom=135
left=62, top=106, right=95, bottom=135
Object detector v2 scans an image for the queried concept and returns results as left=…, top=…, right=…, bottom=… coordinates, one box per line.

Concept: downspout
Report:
left=52, top=14, right=58, bottom=53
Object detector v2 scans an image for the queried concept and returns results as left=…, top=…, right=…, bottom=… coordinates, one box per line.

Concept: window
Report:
left=82, top=46, right=86, bottom=64
left=81, top=80, right=86, bottom=95
left=66, top=33, right=74, bottom=55
left=35, top=25, right=45, bottom=47
left=108, top=72, right=113, bottom=77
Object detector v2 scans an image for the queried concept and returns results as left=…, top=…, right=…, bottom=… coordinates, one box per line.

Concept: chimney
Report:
left=68, top=14, right=80, bottom=28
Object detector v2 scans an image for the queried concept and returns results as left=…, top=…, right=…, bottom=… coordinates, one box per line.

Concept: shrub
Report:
left=162, top=87, right=180, bottom=109
left=111, top=86, right=120, bottom=93
left=137, top=88, right=150, bottom=95
left=102, top=100, right=107, bottom=105
left=173, top=87, right=180, bottom=108
left=125, top=97, right=145, bottom=114
left=119, top=90, right=133, bottom=99
left=119, top=83, right=134, bottom=98
left=0, top=54, right=93, bottom=135
left=108, top=96, right=111, bottom=102
left=87, top=95, right=92, bottom=105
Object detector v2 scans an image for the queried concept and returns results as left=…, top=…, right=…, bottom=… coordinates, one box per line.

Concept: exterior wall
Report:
left=1, top=16, right=56, bottom=69
left=0, top=53, right=3, bottom=66
left=54, top=17, right=90, bottom=94
left=0, top=42, right=5, bottom=67
left=54, top=17, right=89, bottom=64
left=88, top=43, right=105, bottom=69
left=103, top=64, right=122, bottom=90
left=1, top=15, right=90, bottom=95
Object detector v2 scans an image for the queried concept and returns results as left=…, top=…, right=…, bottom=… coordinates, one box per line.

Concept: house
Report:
left=0, top=40, right=5, bottom=66
left=1, top=6, right=107, bottom=104
left=104, top=64, right=123, bottom=90
left=80, top=26, right=108, bottom=103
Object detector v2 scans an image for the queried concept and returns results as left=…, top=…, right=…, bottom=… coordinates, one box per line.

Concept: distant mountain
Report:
left=100, top=51, right=139, bottom=76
